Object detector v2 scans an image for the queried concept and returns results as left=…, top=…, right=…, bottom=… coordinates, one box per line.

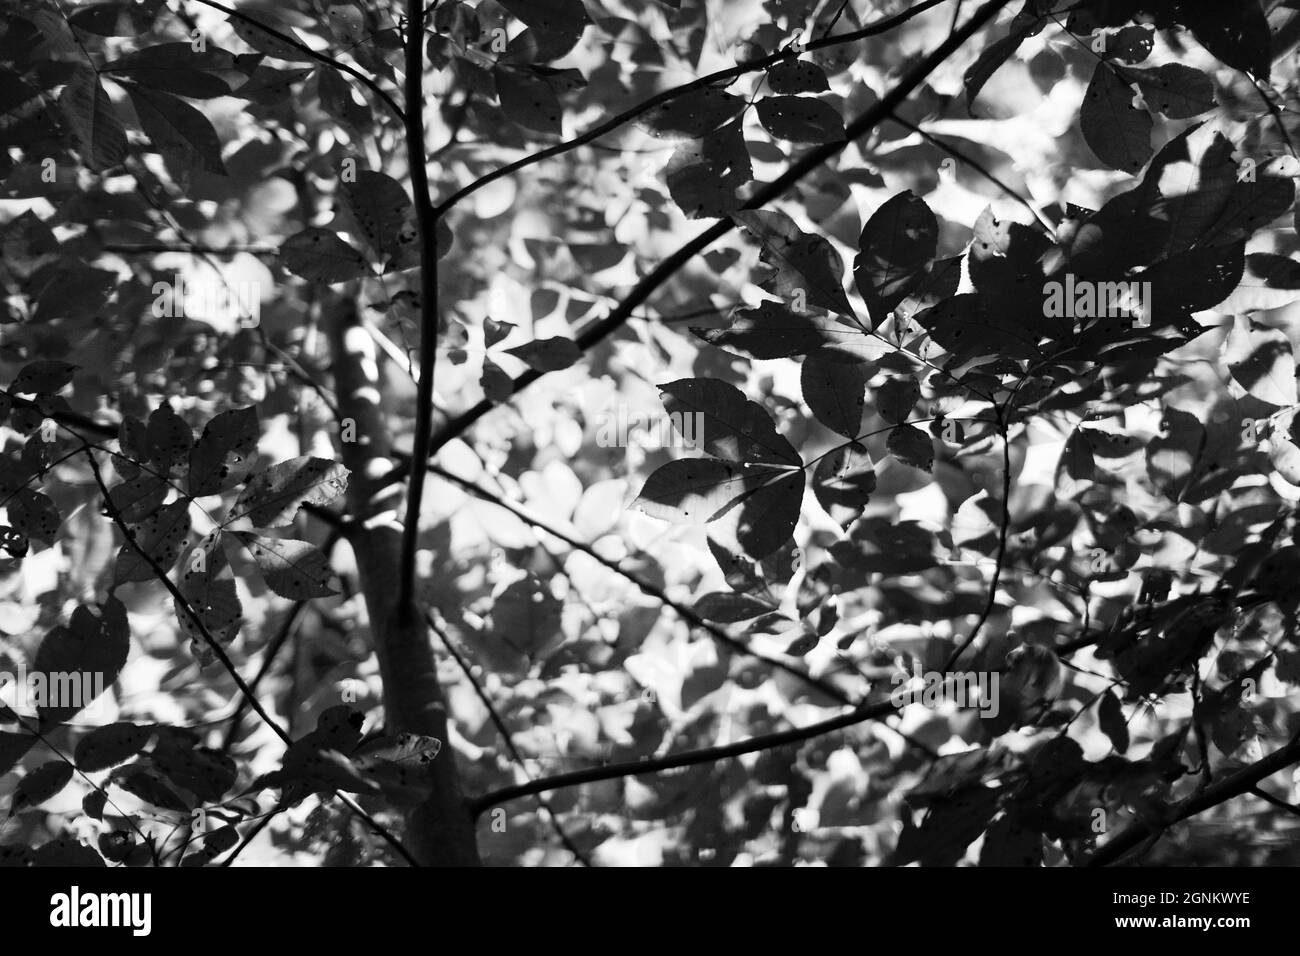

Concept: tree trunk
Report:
left=328, top=298, right=481, bottom=866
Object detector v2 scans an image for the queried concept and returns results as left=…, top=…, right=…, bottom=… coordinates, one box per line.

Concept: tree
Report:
left=1, top=0, right=1299, bottom=868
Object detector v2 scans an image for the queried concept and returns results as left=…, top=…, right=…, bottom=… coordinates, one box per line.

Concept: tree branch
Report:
left=1086, top=731, right=1300, bottom=866
left=186, top=0, right=404, bottom=121
left=429, top=0, right=952, bottom=218
left=469, top=698, right=897, bottom=817
left=397, top=0, right=442, bottom=621
left=399, top=0, right=1013, bottom=472
left=427, top=463, right=856, bottom=705
left=425, top=612, right=591, bottom=865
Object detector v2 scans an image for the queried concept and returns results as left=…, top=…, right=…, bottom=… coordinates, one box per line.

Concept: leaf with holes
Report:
left=11, top=762, right=74, bottom=815
left=114, top=498, right=192, bottom=584
left=9, top=489, right=61, bottom=542
left=281, top=228, right=371, bottom=284
left=145, top=402, right=192, bottom=470
left=229, top=11, right=314, bottom=62
left=107, top=475, right=168, bottom=524
left=235, top=533, right=338, bottom=599
left=189, top=406, right=259, bottom=496
left=887, top=424, right=934, bottom=472
left=1080, top=63, right=1152, bottom=173
left=766, top=59, right=828, bottom=94
left=1130, top=64, right=1214, bottom=119
left=226, top=457, right=348, bottom=529
left=75, top=722, right=154, bottom=772
left=495, top=66, right=563, bottom=136
left=176, top=532, right=242, bottom=659
left=340, top=170, right=414, bottom=264
left=639, top=88, right=746, bottom=140
left=756, top=95, right=844, bottom=144
left=10, top=360, right=77, bottom=395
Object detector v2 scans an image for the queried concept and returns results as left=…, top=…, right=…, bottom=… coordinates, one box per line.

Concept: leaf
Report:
left=32, top=599, right=130, bottom=726
left=318, top=67, right=371, bottom=133
left=1268, top=405, right=1300, bottom=486
left=83, top=790, right=107, bottom=821
left=736, top=470, right=805, bottom=559
left=229, top=12, right=314, bottom=62
left=353, top=732, right=441, bottom=766
left=876, top=375, right=921, bottom=426
left=1080, top=63, right=1152, bottom=173
left=812, top=441, right=876, bottom=527
left=801, top=349, right=865, bottom=438
left=639, top=88, right=745, bottom=139
left=69, top=0, right=166, bottom=37
left=127, top=86, right=226, bottom=175
left=101, top=42, right=238, bottom=98
left=0, top=733, right=34, bottom=777
left=235, top=533, right=338, bottom=599
left=281, top=228, right=371, bottom=284
left=1098, top=689, right=1129, bottom=753
left=756, top=95, right=844, bottom=143
left=495, top=65, right=562, bottom=136
left=734, top=209, right=854, bottom=317
left=953, top=490, right=1000, bottom=553
left=176, top=532, right=242, bottom=657
left=107, top=474, right=168, bottom=523
left=504, top=337, right=581, bottom=372
left=914, top=293, right=1043, bottom=362
left=114, top=498, right=192, bottom=584
left=489, top=575, right=563, bottom=657
left=231, top=66, right=314, bottom=104
left=1222, top=315, right=1297, bottom=409
left=58, top=67, right=127, bottom=171
left=633, top=458, right=791, bottom=525
left=664, top=119, right=752, bottom=219
left=891, top=786, right=1001, bottom=866
left=31, top=838, right=105, bottom=867
left=10, top=488, right=61, bottom=542
left=964, top=15, right=1039, bottom=113
left=151, top=739, right=236, bottom=801
left=887, top=424, right=934, bottom=472
left=10, top=359, right=77, bottom=394
left=1180, top=1, right=1271, bottom=80
left=226, top=457, right=349, bottom=529
left=692, top=302, right=857, bottom=360
left=766, top=59, right=828, bottom=94
left=1064, top=430, right=1096, bottom=481
left=340, top=170, right=414, bottom=263
left=12, top=761, right=74, bottom=814
left=855, top=191, right=939, bottom=328
left=75, top=722, right=154, bottom=772
left=498, top=0, right=589, bottom=61
left=1130, top=64, right=1215, bottom=119
left=977, top=813, right=1042, bottom=867
left=694, top=591, right=775, bottom=623
left=145, top=401, right=192, bottom=469
left=188, top=406, right=260, bottom=496
left=658, top=378, right=799, bottom=465
left=480, top=357, right=514, bottom=403
left=1214, top=253, right=1300, bottom=313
